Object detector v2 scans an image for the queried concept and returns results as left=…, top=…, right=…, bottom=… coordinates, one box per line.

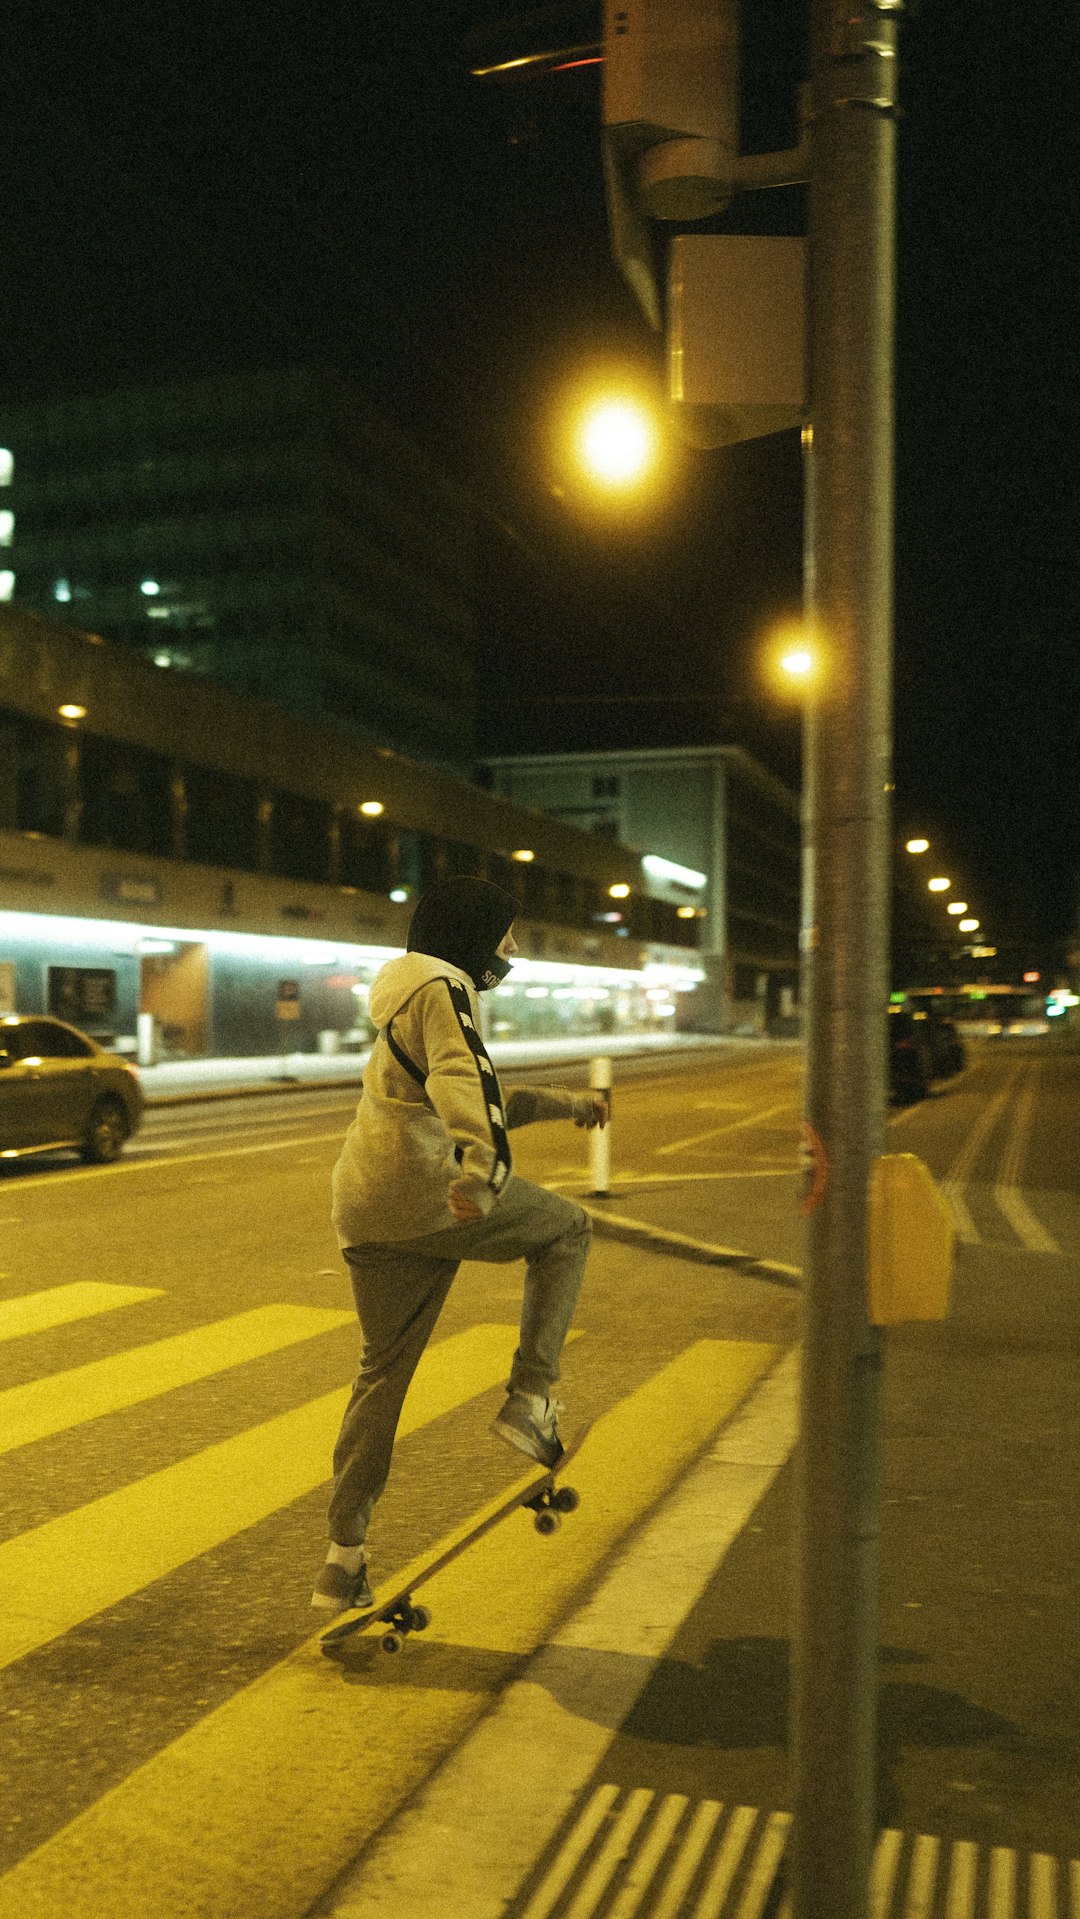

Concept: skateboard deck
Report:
left=320, top=1421, right=590, bottom=1654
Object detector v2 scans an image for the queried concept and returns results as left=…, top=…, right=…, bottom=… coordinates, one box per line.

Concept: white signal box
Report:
left=668, top=234, right=807, bottom=448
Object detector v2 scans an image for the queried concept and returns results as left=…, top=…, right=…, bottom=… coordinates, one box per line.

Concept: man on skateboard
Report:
left=312, top=876, right=608, bottom=1615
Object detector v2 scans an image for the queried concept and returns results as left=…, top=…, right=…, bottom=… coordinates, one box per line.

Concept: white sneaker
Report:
left=491, top=1391, right=565, bottom=1468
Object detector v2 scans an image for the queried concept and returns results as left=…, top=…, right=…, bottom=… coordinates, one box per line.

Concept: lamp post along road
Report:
left=791, top=5, right=901, bottom=1918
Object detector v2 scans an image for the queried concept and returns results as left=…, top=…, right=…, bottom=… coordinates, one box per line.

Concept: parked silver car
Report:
left=0, top=1016, right=144, bottom=1163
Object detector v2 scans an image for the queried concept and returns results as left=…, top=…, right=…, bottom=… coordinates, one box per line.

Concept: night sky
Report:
left=3, top=3, right=1076, bottom=962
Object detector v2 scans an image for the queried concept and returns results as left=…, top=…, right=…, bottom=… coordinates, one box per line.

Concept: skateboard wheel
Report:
left=534, top=1510, right=560, bottom=1536
left=553, top=1485, right=580, bottom=1514
left=408, top=1605, right=432, bottom=1632
left=381, top=1630, right=404, bottom=1654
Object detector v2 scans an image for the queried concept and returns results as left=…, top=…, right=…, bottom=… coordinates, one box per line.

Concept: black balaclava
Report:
left=406, top=877, right=516, bottom=992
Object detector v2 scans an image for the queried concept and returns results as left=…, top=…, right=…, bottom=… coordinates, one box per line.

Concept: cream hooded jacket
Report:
left=331, top=952, right=583, bottom=1247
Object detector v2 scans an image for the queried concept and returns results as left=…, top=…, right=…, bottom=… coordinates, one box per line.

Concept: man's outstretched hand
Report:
left=573, top=1093, right=610, bottom=1131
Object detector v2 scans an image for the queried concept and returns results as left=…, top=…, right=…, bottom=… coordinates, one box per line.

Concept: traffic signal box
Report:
left=867, top=1153, right=956, bottom=1325
left=602, top=0, right=808, bottom=446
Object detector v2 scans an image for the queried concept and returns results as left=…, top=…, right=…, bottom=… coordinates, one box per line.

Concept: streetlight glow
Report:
left=947, top=901, right=968, bottom=915
left=780, top=646, right=815, bottom=679
left=905, top=838, right=929, bottom=854
left=928, top=877, right=950, bottom=892
left=577, top=400, right=656, bottom=487
left=958, top=918, right=980, bottom=933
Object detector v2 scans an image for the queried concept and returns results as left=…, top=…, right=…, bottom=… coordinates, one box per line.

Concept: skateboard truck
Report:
left=524, top=1480, right=580, bottom=1536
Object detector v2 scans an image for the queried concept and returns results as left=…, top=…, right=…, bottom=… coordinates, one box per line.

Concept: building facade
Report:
left=0, top=607, right=704, bottom=1057
left=0, top=366, right=478, bottom=775
left=483, top=746, right=802, bottom=1033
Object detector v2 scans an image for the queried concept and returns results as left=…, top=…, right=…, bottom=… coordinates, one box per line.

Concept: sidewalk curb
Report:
left=581, top=1204, right=802, bottom=1290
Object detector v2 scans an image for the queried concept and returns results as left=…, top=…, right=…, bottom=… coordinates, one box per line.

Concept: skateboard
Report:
left=320, top=1422, right=590, bottom=1655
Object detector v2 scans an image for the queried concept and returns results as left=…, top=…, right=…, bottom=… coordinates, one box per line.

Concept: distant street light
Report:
left=927, top=876, right=950, bottom=893
left=959, top=917, right=980, bottom=933
left=905, top=837, right=929, bottom=854
left=946, top=901, right=968, bottom=916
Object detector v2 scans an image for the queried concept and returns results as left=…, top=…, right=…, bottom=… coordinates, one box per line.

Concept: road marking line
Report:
left=607, top=1794, right=689, bottom=1919
left=992, top=1069, right=1062, bottom=1254
left=1030, top=1851, right=1057, bottom=1919
left=692, top=1804, right=759, bottom=1918
left=4, top=1130, right=349, bottom=1190
left=0, top=1322, right=518, bottom=1674
left=0, top=1281, right=165, bottom=1345
left=0, top=1304, right=355, bottom=1457
left=733, top=1811, right=792, bottom=1919
left=869, top=1827, right=904, bottom=1915
left=650, top=1800, right=724, bottom=1919
left=0, top=1339, right=784, bottom=1919
left=941, top=1072, right=1020, bottom=1245
left=987, top=1845, right=1015, bottom=1917
left=904, top=1831, right=941, bottom=1918
left=145, top=1100, right=358, bottom=1142
left=654, top=1102, right=797, bottom=1158
left=518, top=1787, right=620, bottom=1919
left=563, top=1786, right=653, bottom=1919
left=943, top=1838, right=978, bottom=1919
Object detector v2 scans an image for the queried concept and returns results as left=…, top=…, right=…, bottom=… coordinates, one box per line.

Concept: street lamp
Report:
left=575, top=396, right=658, bottom=489
left=946, top=901, right=968, bottom=916
left=905, top=837, right=929, bottom=855
left=927, top=876, right=950, bottom=893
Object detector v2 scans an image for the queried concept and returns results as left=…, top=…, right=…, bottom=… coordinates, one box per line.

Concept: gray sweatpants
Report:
left=327, top=1174, right=591, bottom=1547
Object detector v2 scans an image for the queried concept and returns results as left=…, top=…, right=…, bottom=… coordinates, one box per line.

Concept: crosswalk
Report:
left=512, top=1789, right=1080, bottom=1919
left=0, top=1276, right=782, bottom=1919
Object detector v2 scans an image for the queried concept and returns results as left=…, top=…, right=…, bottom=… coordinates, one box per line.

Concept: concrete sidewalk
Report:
left=137, top=1031, right=783, bottom=1104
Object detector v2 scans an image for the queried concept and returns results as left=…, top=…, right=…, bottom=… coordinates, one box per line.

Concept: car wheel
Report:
left=81, top=1096, right=129, bottom=1163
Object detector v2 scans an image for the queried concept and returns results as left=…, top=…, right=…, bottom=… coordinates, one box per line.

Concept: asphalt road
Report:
left=0, top=1035, right=1077, bottom=1916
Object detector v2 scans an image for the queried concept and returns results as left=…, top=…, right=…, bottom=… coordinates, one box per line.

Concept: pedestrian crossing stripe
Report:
left=0, top=1320, right=526, bottom=1673
left=0, top=1338, right=781, bottom=1919
left=0, top=1281, right=165, bottom=1344
left=507, top=1788, right=1080, bottom=1919
left=0, top=1303, right=355, bottom=1457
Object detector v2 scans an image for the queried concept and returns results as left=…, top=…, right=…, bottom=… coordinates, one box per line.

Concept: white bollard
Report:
left=136, top=1011, right=157, bottom=1067
left=588, top=1055, right=613, bottom=1197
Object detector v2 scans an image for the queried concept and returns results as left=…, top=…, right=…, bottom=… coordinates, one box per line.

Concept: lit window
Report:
left=0, top=572, right=14, bottom=602
left=0, top=510, right=13, bottom=546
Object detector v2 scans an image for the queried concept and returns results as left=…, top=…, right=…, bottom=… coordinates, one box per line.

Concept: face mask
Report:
left=476, top=952, right=513, bottom=992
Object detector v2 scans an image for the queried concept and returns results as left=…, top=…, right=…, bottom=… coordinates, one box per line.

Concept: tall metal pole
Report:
left=790, top=3, right=901, bottom=1916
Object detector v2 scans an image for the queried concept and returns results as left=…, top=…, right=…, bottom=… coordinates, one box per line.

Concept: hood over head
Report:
left=405, top=877, right=516, bottom=992
left=367, top=952, right=474, bottom=1030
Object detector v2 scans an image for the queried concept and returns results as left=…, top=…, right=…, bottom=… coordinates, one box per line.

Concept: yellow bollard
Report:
left=866, top=1153, right=955, bottom=1325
